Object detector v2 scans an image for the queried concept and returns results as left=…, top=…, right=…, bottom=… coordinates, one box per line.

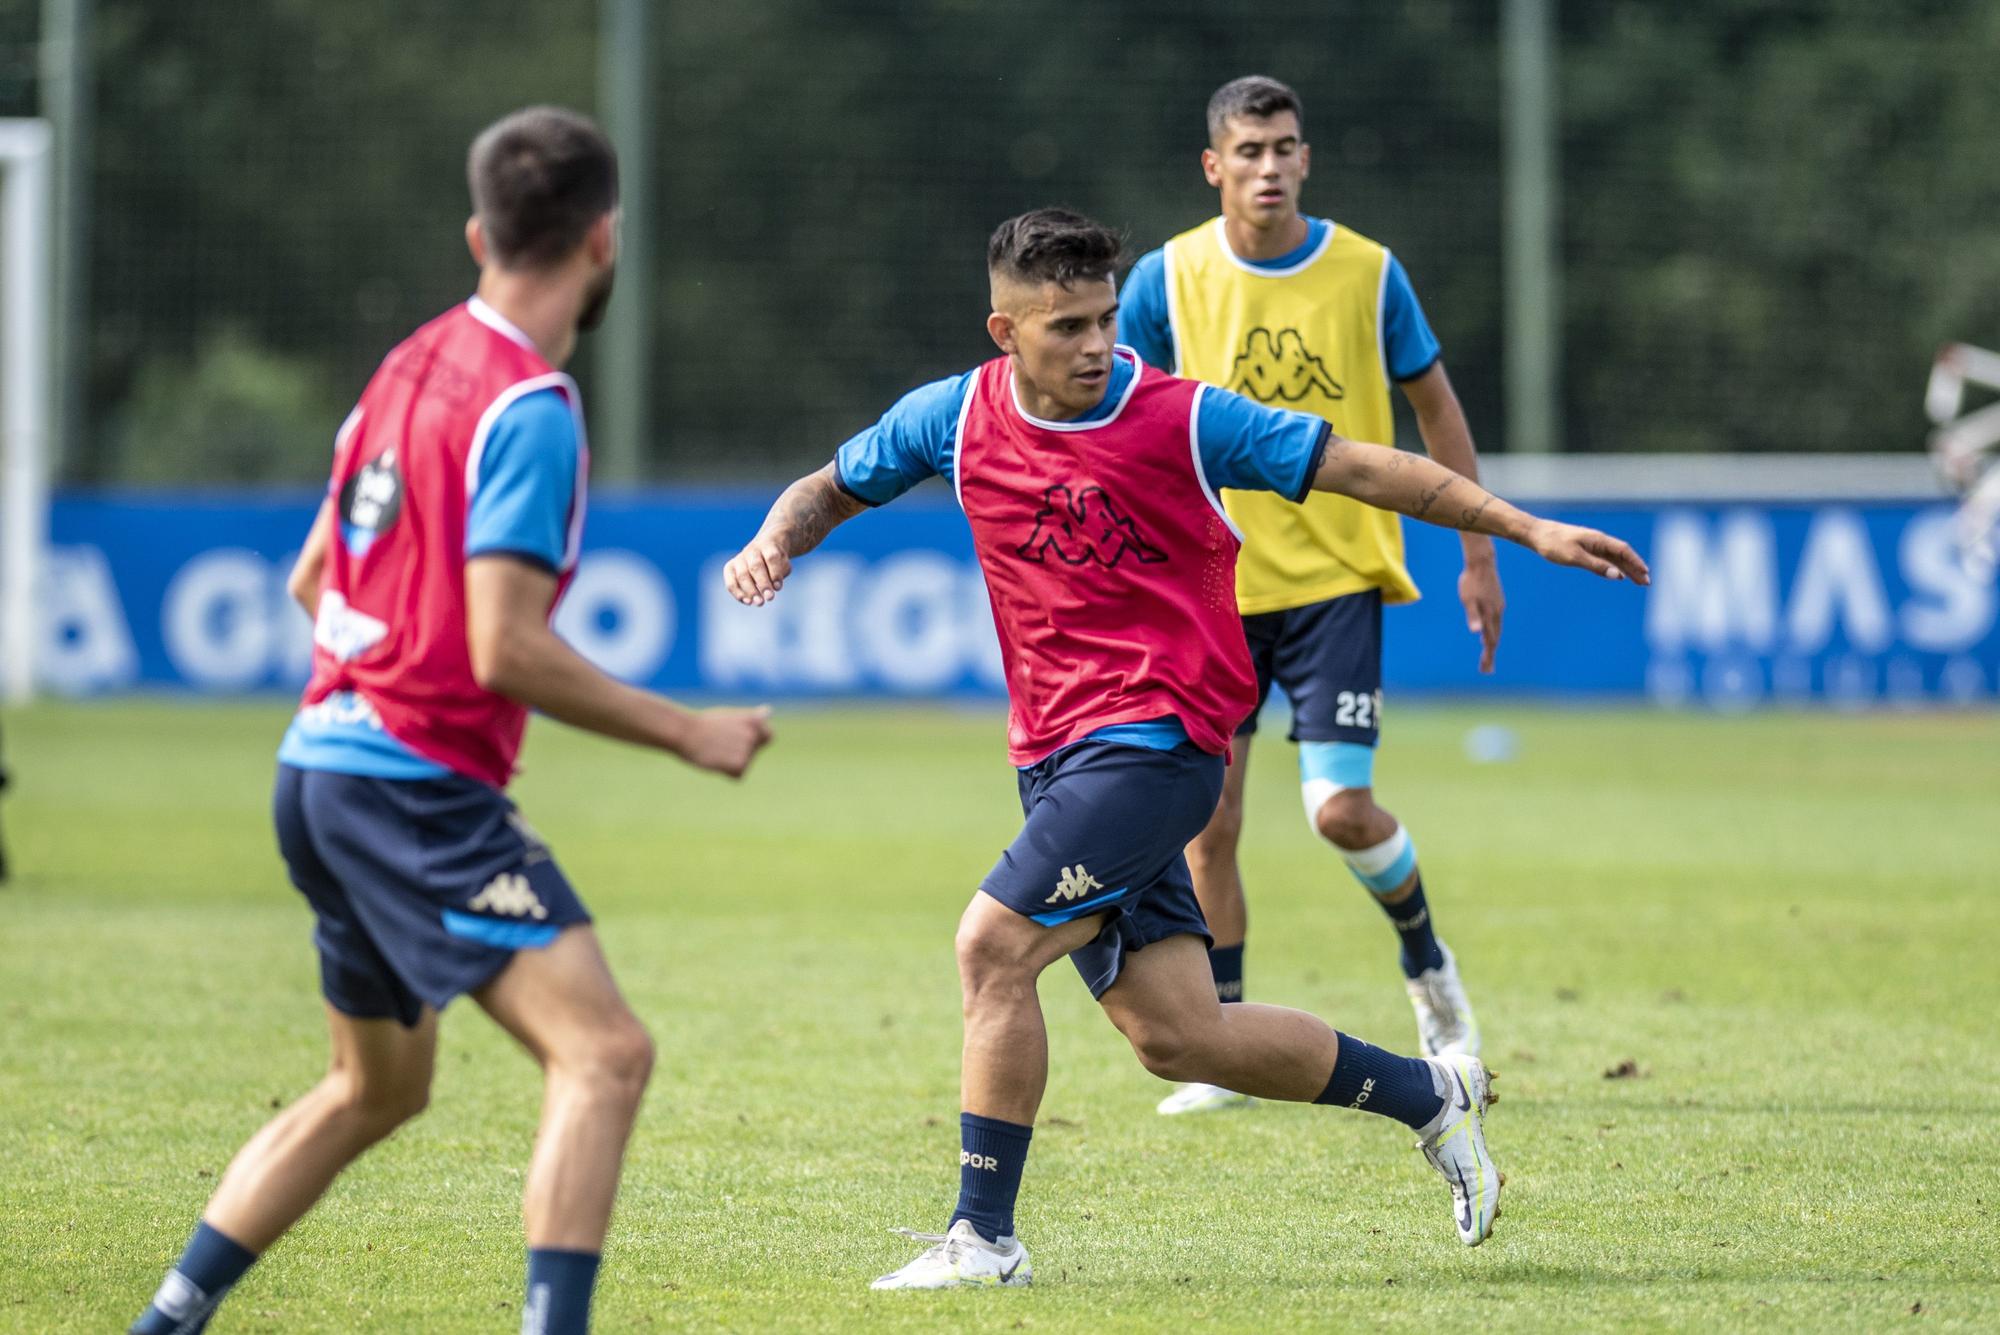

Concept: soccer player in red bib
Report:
left=724, top=209, right=1648, bottom=1287
left=129, top=108, right=771, bottom=1335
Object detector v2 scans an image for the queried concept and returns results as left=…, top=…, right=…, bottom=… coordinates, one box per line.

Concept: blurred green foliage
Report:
left=104, top=327, right=342, bottom=484
left=0, top=0, right=1995, bottom=481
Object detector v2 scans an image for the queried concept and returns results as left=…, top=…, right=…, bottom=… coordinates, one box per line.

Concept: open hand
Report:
left=681, top=705, right=774, bottom=778
left=723, top=537, right=792, bottom=606
left=1458, top=558, right=1506, bottom=674
left=1526, top=520, right=1651, bottom=585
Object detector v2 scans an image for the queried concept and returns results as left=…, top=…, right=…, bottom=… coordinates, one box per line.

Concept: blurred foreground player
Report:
left=129, top=107, right=771, bottom=1335
left=1121, top=77, right=1499, bottom=1114
left=725, top=209, right=1649, bottom=1287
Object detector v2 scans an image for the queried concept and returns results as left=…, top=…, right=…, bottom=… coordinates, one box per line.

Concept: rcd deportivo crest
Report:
left=339, top=448, right=404, bottom=557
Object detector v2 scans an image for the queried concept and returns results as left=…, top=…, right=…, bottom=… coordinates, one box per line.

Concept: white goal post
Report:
left=0, top=119, right=51, bottom=703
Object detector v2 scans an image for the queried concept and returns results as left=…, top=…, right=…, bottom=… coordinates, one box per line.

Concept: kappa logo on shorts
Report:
left=1017, top=485, right=1167, bottom=569
left=466, top=872, right=548, bottom=920
left=1045, top=864, right=1104, bottom=906
left=1228, top=327, right=1343, bottom=405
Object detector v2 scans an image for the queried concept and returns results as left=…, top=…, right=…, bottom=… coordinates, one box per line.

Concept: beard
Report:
left=577, top=265, right=617, bottom=332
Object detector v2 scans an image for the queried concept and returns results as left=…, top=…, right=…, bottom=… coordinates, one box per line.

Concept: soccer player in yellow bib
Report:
left=1121, top=75, right=1503, bottom=1115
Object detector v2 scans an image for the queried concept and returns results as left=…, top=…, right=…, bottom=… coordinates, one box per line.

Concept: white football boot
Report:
left=1155, top=1082, right=1254, bottom=1115
left=870, top=1219, right=1032, bottom=1290
left=1406, top=942, right=1481, bottom=1057
left=1417, top=1052, right=1503, bottom=1246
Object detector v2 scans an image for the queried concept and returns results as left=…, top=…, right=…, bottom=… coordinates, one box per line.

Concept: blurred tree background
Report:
left=0, top=0, right=1995, bottom=483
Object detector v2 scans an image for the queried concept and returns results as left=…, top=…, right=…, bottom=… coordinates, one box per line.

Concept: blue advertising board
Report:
left=39, top=489, right=2000, bottom=706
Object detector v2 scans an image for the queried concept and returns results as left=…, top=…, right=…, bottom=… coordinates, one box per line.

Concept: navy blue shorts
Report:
left=981, top=740, right=1223, bottom=998
left=273, top=765, right=590, bottom=1027
left=1236, top=589, right=1384, bottom=746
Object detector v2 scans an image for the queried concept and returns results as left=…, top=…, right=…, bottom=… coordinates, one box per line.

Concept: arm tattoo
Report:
left=1455, top=496, right=1493, bottom=531
left=1411, top=476, right=1456, bottom=520
left=767, top=467, right=864, bottom=555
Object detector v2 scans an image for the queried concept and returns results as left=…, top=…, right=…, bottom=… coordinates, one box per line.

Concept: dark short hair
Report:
left=1206, top=75, right=1304, bottom=143
left=986, top=208, right=1123, bottom=289
left=467, top=106, right=618, bottom=269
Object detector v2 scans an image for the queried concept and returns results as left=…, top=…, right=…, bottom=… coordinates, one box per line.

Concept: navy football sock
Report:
left=1208, top=943, right=1245, bottom=1003
left=1315, top=1033, right=1446, bottom=1130
left=1380, top=875, right=1445, bottom=978
left=129, top=1220, right=257, bottom=1335
left=522, top=1248, right=601, bottom=1335
left=951, top=1112, right=1033, bottom=1242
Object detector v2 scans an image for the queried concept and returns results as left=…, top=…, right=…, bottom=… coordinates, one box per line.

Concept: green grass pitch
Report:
left=4, top=700, right=1998, bottom=1331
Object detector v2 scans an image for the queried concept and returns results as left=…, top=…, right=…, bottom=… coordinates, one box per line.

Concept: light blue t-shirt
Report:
left=832, top=349, right=1327, bottom=506
left=832, top=349, right=1328, bottom=759
left=1117, top=217, right=1442, bottom=383
left=277, top=387, right=581, bottom=779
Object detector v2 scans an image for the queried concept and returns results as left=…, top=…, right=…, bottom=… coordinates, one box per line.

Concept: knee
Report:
left=1312, top=790, right=1380, bottom=850
left=955, top=921, right=1035, bottom=1011
left=1123, top=1018, right=1203, bottom=1082
left=597, top=1019, right=657, bottom=1097
left=329, top=1069, right=430, bottom=1138
left=562, top=1016, right=656, bottom=1105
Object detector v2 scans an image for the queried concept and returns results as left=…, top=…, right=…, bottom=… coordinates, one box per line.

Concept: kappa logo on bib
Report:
left=1228, top=327, right=1343, bottom=405
left=1017, top=485, right=1167, bottom=570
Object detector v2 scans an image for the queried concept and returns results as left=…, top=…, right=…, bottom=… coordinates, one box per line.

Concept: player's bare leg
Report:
left=1100, top=932, right=1499, bottom=1244
left=873, top=892, right=1105, bottom=1290
left=1184, top=738, right=1252, bottom=953
left=473, top=924, right=652, bottom=1333
left=880, top=897, right=1498, bottom=1292
left=955, top=890, right=1112, bottom=1124
left=203, top=1005, right=438, bottom=1251
left=130, top=1007, right=437, bottom=1332
left=1313, top=785, right=1403, bottom=885
left=1313, top=785, right=1480, bottom=1057
left=1163, top=743, right=1258, bottom=1113
left=474, top=924, right=654, bottom=1253
left=1101, top=934, right=1337, bottom=1097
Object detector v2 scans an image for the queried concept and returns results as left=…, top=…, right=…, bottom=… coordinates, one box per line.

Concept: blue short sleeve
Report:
left=466, top=387, right=580, bottom=572
left=1117, top=249, right=1175, bottom=372
left=1194, top=386, right=1329, bottom=502
left=833, top=372, right=972, bottom=504
left=1382, top=254, right=1442, bottom=382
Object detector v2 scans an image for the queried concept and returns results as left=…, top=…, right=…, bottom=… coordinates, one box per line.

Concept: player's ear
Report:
left=1200, top=147, right=1223, bottom=188
left=587, top=210, right=618, bottom=267
left=986, top=310, right=1016, bottom=356
left=465, top=217, right=487, bottom=268
left=1297, top=140, right=1310, bottom=182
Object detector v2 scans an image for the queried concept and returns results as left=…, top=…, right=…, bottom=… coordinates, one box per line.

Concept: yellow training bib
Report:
left=1164, top=217, right=1419, bottom=614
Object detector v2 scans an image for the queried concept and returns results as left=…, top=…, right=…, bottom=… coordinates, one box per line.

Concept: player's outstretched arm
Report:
left=724, top=462, right=869, bottom=606
left=466, top=555, right=773, bottom=777
left=1309, top=435, right=1650, bottom=584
